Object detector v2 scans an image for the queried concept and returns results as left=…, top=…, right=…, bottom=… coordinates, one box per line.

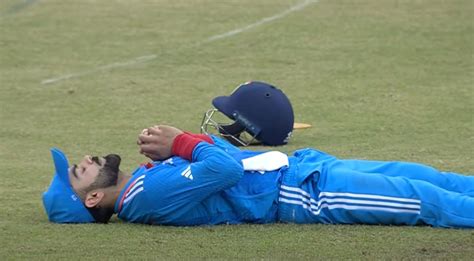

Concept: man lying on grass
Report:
left=42, top=125, right=474, bottom=228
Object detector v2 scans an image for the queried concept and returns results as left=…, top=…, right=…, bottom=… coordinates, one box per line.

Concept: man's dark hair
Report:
left=87, top=206, right=115, bottom=224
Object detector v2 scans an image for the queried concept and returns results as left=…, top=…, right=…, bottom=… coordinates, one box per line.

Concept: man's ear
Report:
left=84, top=191, right=105, bottom=208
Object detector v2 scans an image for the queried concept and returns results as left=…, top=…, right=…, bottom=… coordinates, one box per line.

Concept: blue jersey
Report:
left=114, top=136, right=474, bottom=228
left=114, top=139, right=283, bottom=225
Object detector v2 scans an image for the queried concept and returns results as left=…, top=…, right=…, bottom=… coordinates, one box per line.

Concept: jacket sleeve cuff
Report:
left=172, top=133, right=203, bottom=160
left=183, top=131, right=215, bottom=144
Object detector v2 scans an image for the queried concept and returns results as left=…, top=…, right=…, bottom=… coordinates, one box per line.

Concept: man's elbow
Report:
left=212, top=156, right=244, bottom=182
left=227, top=160, right=244, bottom=180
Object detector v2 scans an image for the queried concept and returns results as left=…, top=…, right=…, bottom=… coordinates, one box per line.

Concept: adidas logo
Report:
left=181, top=166, right=193, bottom=180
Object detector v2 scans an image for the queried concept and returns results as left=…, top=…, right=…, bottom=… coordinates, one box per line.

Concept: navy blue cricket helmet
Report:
left=201, top=81, right=294, bottom=146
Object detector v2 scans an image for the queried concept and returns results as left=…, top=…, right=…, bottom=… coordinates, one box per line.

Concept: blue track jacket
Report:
left=114, top=137, right=284, bottom=225
left=114, top=136, right=474, bottom=228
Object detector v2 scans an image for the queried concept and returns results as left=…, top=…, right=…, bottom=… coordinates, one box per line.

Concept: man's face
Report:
left=67, top=154, right=121, bottom=223
left=68, top=155, right=105, bottom=195
left=69, top=154, right=122, bottom=199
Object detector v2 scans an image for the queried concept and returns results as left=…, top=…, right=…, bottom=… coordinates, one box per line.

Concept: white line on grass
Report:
left=203, top=0, right=317, bottom=43
left=41, top=0, right=318, bottom=85
left=41, top=55, right=157, bottom=85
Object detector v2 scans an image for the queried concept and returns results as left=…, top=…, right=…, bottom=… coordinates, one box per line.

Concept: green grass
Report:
left=1, top=0, right=473, bottom=259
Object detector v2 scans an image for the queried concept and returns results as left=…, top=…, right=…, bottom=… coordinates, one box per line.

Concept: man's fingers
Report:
left=138, top=133, right=158, bottom=143
left=147, top=126, right=162, bottom=136
left=138, top=148, right=160, bottom=161
left=139, top=143, right=159, bottom=154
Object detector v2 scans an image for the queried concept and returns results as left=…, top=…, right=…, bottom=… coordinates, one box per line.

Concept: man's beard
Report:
left=101, top=154, right=122, bottom=187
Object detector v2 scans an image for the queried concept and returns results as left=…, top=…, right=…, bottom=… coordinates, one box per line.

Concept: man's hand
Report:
left=138, top=125, right=184, bottom=161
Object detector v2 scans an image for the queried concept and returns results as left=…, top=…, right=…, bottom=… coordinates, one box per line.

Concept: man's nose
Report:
left=81, top=155, right=93, bottom=165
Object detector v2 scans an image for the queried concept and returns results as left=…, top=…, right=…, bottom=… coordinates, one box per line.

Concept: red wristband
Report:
left=172, top=133, right=203, bottom=160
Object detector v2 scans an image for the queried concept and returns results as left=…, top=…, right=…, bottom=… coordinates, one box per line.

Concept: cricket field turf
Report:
left=1, top=0, right=473, bottom=259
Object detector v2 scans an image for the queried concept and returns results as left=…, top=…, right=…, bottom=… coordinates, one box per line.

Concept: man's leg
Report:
left=318, top=166, right=474, bottom=228
left=339, top=159, right=474, bottom=195
left=279, top=166, right=474, bottom=228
